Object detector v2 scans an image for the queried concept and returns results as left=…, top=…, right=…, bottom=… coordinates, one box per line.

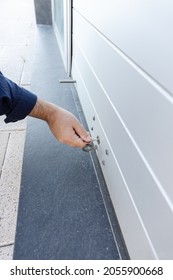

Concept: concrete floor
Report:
left=0, top=0, right=36, bottom=259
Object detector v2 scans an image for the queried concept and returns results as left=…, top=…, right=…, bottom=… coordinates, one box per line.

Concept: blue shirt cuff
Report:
left=5, top=86, right=37, bottom=123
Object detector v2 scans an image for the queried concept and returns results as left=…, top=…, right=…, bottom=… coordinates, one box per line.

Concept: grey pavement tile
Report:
left=0, top=59, right=24, bottom=84
left=0, top=28, right=28, bottom=47
left=0, top=132, right=9, bottom=172
left=0, top=0, right=35, bottom=47
left=20, top=60, right=33, bottom=85
left=0, top=24, right=35, bottom=48
left=0, top=44, right=35, bottom=84
left=0, top=245, right=14, bottom=260
left=0, top=0, right=36, bottom=82
left=0, top=0, right=35, bottom=24
left=0, top=131, right=26, bottom=245
left=0, top=46, right=29, bottom=62
left=0, top=116, right=26, bottom=132
left=26, top=25, right=36, bottom=47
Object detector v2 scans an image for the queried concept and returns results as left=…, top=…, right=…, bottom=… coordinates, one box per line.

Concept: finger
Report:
left=59, top=127, right=86, bottom=148
left=73, top=122, right=92, bottom=143
left=70, top=131, right=88, bottom=148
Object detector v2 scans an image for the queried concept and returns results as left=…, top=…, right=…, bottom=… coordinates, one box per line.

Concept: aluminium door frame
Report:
left=52, top=0, right=72, bottom=77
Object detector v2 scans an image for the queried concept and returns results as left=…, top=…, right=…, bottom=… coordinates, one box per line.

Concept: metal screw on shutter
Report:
left=105, top=149, right=109, bottom=155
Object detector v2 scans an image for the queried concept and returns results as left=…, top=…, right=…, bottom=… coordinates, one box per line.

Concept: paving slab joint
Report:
left=0, top=133, right=10, bottom=178
left=0, top=242, right=14, bottom=248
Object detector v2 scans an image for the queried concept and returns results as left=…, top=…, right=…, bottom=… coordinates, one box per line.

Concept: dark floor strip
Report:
left=13, top=26, right=129, bottom=260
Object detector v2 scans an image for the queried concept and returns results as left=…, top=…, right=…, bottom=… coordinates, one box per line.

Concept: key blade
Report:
left=82, top=143, right=97, bottom=152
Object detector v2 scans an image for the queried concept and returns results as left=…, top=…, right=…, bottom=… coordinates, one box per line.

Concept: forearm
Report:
left=0, top=72, right=37, bottom=123
left=29, top=98, right=56, bottom=123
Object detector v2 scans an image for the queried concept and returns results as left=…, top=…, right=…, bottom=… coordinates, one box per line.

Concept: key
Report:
left=82, top=142, right=97, bottom=152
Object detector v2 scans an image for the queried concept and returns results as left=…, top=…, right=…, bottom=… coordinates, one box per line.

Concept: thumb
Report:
left=73, top=122, right=92, bottom=143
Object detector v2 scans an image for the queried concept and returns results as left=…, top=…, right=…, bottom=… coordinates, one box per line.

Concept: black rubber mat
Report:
left=13, top=26, right=129, bottom=260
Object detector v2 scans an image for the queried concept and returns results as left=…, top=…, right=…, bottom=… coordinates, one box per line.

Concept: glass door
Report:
left=53, top=0, right=72, bottom=76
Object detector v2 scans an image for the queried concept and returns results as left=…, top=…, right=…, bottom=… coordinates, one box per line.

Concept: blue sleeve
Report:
left=0, top=72, right=37, bottom=123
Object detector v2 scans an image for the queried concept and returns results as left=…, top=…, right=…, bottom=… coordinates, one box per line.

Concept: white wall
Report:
left=71, top=0, right=173, bottom=259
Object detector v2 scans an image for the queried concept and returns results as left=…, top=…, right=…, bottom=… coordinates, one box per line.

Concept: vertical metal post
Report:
left=67, top=0, right=72, bottom=77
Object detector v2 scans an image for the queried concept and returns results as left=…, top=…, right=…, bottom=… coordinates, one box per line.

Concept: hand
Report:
left=29, top=99, right=92, bottom=148
left=47, top=105, right=92, bottom=147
